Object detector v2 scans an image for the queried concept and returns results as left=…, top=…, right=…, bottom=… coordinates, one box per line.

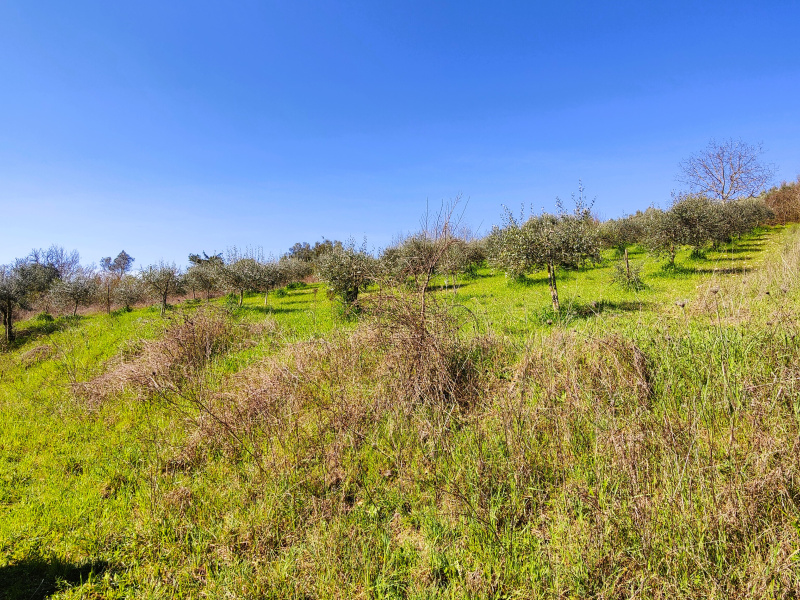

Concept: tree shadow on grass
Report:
left=6, top=316, right=79, bottom=352
left=650, top=264, right=697, bottom=278
left=569, top=299, right=652, bottom=318
left=246, top=305, right=302, bottom=316
left=700, top=255, right=750, bottom=263
left=714, top=245, right=762, bottom=255
left=532, top=299, right=652, bottom=329
left=507, top=275, right=550, bottom=287
left=693, top=267, right=750, bottom=275
left=424, top=281, right=474, bottom=293
left=0, top=555, right=108, bottom=599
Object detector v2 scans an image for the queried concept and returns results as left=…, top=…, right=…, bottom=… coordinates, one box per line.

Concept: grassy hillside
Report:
left=2, top=227, right=799, bottom=598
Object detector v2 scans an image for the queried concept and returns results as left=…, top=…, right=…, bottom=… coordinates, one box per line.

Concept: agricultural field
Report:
left=1, top=226, right=799, bottom=598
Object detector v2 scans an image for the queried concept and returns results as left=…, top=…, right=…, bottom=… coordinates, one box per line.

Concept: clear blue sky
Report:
left=2, top=1, right=799, bottom=266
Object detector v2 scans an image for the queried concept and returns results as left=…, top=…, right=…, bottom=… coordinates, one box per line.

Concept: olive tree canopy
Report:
left=49, top=266, right=99, bottom=316
left=186, top=252, right=223, bottom=301
left=489, top=188, right=600, bottom=311
left=0, top=259, right=59, bottom=341
left=141, top=262, right=184, bottom=315
left=316, top=239, right=377, bottom=307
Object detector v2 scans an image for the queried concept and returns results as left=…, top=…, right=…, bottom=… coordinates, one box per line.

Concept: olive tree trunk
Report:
left=2, top=303, right=13, bottom=342
left=547, top=261, right=560, bottom=312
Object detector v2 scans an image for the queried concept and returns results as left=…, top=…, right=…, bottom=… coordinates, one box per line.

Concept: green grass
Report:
left=2, top=227, right=799, bottom=598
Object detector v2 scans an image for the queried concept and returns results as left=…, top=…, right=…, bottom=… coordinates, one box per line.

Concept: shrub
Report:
left=763, top=177, right=800, bottom=224
left=611, top=259, right=646, bottom=291
left=75, top=307, right=238, bottom=405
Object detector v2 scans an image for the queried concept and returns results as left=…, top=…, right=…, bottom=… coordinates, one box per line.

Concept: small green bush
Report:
left=612, top=260, right=646, bottom=290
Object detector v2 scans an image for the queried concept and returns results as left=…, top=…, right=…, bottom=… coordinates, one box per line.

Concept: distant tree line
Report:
left=1, top=139, right=795, bottom=340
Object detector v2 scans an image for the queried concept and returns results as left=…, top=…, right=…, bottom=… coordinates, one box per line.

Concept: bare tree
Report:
left=29, top=245, right=82, bottom=280
left=678, top=138, right=775, bottom=202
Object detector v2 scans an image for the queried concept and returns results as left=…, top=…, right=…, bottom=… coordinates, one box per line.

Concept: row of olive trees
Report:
left=137, top=250, right=312, bottom=316
left=0, top=245, right=314, bottom=341
left=315, top=229, right=486, bottom=309
left=600, top=194, right=775, bottom=265
left=184, top=248, right=312, bottom=308
left=484, top=187, right=774, bottom=312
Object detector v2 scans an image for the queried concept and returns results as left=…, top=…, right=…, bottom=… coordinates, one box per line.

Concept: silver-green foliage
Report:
left=316, top=239, right=377, bottom=306
left=141, top=262, right=185, bottom=315
left=489, top=191, right=600, bottom=310
left=48, top=267, right=100, bottom=316
left=112, top=275, right=147, bottom=310
left=0, top=258, right=59, bottom=340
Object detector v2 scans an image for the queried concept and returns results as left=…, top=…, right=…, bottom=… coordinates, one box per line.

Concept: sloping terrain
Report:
left=2, top=227, right=799, bottom=599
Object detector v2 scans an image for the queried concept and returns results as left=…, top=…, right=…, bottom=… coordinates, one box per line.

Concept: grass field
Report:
left=2, top=226, right=799, bottom=598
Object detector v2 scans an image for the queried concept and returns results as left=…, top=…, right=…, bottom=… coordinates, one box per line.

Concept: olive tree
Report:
left=112, top=275, right=147, bottom=311
left=642, top=207, right=685, bottom=266
left=220, top=258, right=261, bottom=307
left=48, top=267, right=99, bottom=316
left=259, top=257, right=312, bottom=305
left=0, top=259, right=59, bottom=341
left=715, top=197, right=774, bottom=244
left=141, top=262, right=184, bottom=316
left=598, top=214, right=645, bottom=254
left=490, top=190, right=600, bottom=311
left=286, top=238, right=343, bottom=264
left=0, top=263, right=26, bottom=342
left=678, top=138, right=775, bottom=202
left=253, top=261, right=283, bottom=306
left=380, top=234, right=441, bottom=288
left=669, top=194, right=722, bottom=257
left=316, top=239, right=377, bottom=307
left=186, top=252, right=223, bottom=301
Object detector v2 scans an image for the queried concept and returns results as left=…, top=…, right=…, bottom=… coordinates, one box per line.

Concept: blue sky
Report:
left=1, top=1, right=799, bottom=266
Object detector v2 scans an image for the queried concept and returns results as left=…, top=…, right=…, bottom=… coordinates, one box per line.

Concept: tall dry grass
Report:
left=72, top=230, right=800, bottom=597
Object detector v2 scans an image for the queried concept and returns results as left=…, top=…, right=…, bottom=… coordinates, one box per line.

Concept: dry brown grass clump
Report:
left=74, top=307, right=240, bottom=406
left=18, top=344, right=54, bottom=368
left=513, top=331, right=652, bottom=410
left=182, top=307, right=502, bottom=477
left=364, top=288, right=502, bottom=408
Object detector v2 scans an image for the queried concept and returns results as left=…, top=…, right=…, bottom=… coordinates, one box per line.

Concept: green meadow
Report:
left=2, top=226, right=799, bottom=598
